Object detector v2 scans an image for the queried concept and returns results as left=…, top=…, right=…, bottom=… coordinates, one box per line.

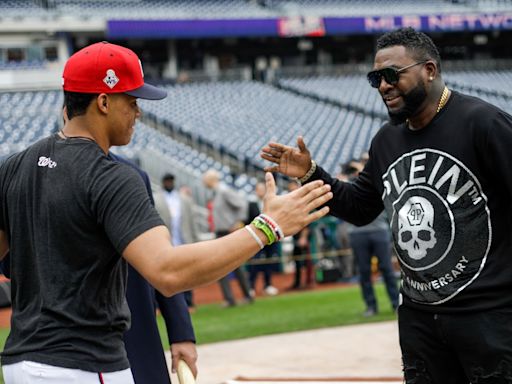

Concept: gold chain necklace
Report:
left=436, top=86, right=449, bottom=113
left=406, top=86, right=449, bottom=129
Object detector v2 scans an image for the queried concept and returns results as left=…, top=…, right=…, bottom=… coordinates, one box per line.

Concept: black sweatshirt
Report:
left=310, top=91, right=512, bottom=313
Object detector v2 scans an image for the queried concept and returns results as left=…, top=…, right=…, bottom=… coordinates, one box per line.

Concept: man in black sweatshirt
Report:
left=262, top=27, right=512, bottom=384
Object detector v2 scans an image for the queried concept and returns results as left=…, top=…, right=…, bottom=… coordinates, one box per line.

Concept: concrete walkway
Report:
left=168, top=321, right=402, bottom=384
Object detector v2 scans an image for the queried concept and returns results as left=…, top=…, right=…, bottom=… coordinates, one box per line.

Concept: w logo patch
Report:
left=38, top=156, right=57, bottom=168
left=103, top=69, right=119, bottom=89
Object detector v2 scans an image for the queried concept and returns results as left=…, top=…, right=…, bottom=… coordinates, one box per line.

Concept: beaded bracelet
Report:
left=298, top=160, right=317, bottom=184
left=258, top=214, right=284, bottom=241
left=244, top=225, right=264, bottom=250
left=252, top=217, right=277, bottom=245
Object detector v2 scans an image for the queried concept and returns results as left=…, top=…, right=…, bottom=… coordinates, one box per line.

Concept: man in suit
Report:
left=155, top=173, right=200, bottom=310
left=111, top=155, right=197, bottom=384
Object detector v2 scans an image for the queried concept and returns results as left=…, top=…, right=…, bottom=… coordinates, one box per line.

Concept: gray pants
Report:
left=219, top=267, right=252, bottom=305
left=215, top=231, right=253, bottom=305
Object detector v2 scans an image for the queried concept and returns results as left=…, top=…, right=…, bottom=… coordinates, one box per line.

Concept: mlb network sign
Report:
left=108, top=12, right=512, bottom=39
left=362, top=13, right=512, bottom=32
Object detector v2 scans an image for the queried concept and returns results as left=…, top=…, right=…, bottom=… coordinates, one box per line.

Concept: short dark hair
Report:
left=162, top=173, right=175, bottom=182
left=341, top=160, right=359, bottom=176
left=64, top=91, right=98, bottom=120
left=376, top=27, right=442, bottom=73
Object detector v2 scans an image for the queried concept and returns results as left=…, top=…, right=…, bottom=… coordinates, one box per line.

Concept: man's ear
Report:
left=424, top=61, right=437, bottom=81
left=97, top=94, right=109, bottom=114
left=62, top=106, right=69, bottom=124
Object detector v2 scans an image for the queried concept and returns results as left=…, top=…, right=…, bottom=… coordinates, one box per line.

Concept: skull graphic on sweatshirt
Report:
left=397, top=196, right=437, bottom=260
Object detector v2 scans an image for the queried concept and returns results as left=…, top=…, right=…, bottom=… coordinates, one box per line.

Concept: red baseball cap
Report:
left=62, top=41, right=167, bottom=100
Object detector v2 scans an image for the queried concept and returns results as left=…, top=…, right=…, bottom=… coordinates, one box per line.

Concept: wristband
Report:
left=258, top=214, right=284, bottom=241
left=254, top=216, right=275, bottom=242
left=245, top=225, right=264, bottom=250
left=298, top=160, right=317, bottom=184
left=252, top=217, right=277, bottom=245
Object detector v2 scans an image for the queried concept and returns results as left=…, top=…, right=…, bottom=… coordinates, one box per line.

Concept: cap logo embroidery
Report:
left=103, top=69, right=119, bottom=89
left=138, top=59, right=144, bottom=78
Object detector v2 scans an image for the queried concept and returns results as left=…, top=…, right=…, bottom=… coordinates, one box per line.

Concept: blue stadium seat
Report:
left=2, top=71, right=510, bottom=189
left=140, top=81, right=383, bottom=176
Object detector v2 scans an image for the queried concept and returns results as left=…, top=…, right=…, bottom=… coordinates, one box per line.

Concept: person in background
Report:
left=334, top=168, right=356, bottom=282
left=287, top=180, right=315, bottom=290
left=202, top=169, right=254, bottom=307
left=343, top=159, right=399, bottom=317
left=246, top=181, right=279, bottom=296
left=111, top=156, right=197, bottom=384
left=155, top=173, right=200, bottom=311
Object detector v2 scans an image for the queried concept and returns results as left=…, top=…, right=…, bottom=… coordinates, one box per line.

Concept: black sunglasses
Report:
left=367, top=61, right=427, bottom=88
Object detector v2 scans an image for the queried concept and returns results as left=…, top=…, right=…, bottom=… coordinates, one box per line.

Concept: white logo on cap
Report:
left=138, top=60, right=144, bottom=78
left=103, top=69, right=119, bottom=89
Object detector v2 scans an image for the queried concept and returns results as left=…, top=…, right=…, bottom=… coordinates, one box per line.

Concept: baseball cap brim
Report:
left=125, top=83, right=167, bottom=100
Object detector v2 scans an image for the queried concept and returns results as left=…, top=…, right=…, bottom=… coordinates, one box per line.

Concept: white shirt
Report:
left=164, top=190, right=183, bottom=246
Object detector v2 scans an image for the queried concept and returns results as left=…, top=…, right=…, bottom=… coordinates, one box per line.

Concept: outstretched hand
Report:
left=262, top=172, right=332, bottom=237
left=260, top=136, right=312, bottom=178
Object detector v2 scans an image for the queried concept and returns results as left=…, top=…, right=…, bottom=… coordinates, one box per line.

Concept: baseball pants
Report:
left=2, top=361, right=135, bottom=383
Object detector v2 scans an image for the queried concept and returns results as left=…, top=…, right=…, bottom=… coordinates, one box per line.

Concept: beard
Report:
left=387, top=81, right=427, bottom=125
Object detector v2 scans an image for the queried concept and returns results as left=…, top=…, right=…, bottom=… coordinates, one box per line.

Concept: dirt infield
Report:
left=169, top=273, right=404, bottom=384
left=169, top=321, right=402, bottom=384
left=192, top=272, right=351, bottom=306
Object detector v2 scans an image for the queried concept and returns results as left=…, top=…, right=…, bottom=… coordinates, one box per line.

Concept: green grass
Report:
left=0, top=327, right=7, bottom=384
left=157, top=283, right=397, bottom=347
left=0, top=283, right=396, bottom=383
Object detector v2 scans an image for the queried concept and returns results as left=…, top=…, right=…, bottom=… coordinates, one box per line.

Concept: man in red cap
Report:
left=0, top=42, right=332, bottom=383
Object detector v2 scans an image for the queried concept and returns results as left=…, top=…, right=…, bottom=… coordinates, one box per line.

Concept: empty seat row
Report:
left=1, top=0, right=510, bottom=19
left=278, top=70, right=512, bottom=118
left=140, top=80, right=383, bottom=176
